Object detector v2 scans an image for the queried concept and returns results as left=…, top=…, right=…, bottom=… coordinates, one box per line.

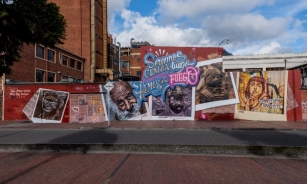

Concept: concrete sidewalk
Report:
left=0, top=120, right=307, bottom=157
left=0, top=120, right=307, bottom=130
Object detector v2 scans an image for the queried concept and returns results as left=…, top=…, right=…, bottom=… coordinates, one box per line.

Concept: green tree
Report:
left=0, top=0, right=66, bottom=75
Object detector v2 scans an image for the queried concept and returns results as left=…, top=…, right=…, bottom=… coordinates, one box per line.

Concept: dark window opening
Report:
left=36, top=45, right=44, bottom=59
left=36, top=70, right=45, bottom=82
left=77, top=61, right=82, bottom=70
left=62, top=55, right=68, bottom=66
left=47, top=49, right=55, bottom=62
left=48, top=72, right=55, bottom=82
left=70, top=58, right=75, bottom=68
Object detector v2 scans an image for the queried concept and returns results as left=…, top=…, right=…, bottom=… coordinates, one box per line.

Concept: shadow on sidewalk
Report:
left=215, top=129, right=307, bottom=156
left=26, top=130, right=118, bottom=153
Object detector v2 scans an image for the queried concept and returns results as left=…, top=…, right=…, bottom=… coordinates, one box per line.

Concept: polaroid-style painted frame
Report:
left=195, top=58, right=239, bottom=110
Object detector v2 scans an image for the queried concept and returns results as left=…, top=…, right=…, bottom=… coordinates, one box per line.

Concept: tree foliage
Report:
left=0, top=0, right=66, bottom=75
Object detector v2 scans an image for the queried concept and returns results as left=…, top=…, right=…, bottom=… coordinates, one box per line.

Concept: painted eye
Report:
left=127, top=93, right=134, bottom=100
left=118, top=101, right=124, bottom=106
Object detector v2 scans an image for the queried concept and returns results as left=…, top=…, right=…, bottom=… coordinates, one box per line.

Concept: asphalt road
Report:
left=0, top=129, right=306, bottom=147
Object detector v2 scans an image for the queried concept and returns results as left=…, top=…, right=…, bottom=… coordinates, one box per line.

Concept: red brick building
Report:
left=6, top=44, right=85, bottom=83
left=119, top=40, right=151, bottom=81
left=5, top=0, right=119, bottom=83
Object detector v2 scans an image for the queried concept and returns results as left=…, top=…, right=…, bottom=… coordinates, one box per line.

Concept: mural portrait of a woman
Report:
left=239, top=76, right=271, bottom=112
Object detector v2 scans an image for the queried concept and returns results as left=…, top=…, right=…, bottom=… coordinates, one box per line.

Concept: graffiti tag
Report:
left=9, top=89, right=31, bottom=99
left=132, top=50, right=200, bottom=106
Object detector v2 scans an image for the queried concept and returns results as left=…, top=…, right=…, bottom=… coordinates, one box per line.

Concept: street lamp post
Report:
left=218, top=39, right=230, bottom=57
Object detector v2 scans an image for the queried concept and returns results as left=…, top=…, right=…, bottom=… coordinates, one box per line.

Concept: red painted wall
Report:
left=287, top=70, right=302, bottom=121
left=4, top=83, right=101, bottom=122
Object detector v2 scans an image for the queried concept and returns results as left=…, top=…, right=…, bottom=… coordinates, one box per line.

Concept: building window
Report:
left=68, top=77, right=74, bottom=82
left=36, top=69, right=45, bottom=82
left=61, top=75, right=68, bottom=82
left=36, top=45, right=44, bottom=59
left=225, top=69, right=243, bottom=72
left=137, top=58, right=140, bottom=62
left=48, top=72, right=55, bottom=82
left=136, top=70, right=141, bottom=76
left=266, top=67, right=284, bottom=71
left=47, top=49, right=55, bottom=62
left=70, top=58, right=75, bottom=68
left=121, top=61, right=128, bottom=68
left=77, top=61, right=82, bottom=71
left=301, top=68, right=307, bottom=87
left=246, top=68, right=262, bottom=72
left=62, top=55, right=68, bottom=66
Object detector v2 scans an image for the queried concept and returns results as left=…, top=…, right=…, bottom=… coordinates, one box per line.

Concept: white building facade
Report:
left=223, top=53, right=307, bottom=87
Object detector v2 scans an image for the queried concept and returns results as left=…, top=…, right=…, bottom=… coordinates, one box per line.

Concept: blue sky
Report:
left=108, top=0, right=307, bottom=55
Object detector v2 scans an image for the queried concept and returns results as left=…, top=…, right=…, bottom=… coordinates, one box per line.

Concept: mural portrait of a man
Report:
left=33, top=90, right=68, bottom=121
left=157, top=86, right=192, bottom=117
left=196, top=66, right=230, bottom=104
left=109, top=81, right=146, bottom=120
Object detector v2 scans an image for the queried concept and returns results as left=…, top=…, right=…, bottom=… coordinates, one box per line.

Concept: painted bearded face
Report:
left=42, top=94, right=60, bottom=114
left=169, top=95, right=184, bottom=114
left=110, top=81, right=140, bottom=120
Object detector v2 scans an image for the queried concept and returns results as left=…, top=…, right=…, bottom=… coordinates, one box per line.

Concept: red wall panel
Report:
left=287, top=70, right=302, bottom=121
left=4, top=84, right=101, bottom=122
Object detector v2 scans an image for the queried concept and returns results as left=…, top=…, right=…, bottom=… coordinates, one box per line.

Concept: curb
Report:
left=1, top=144, right=306, bottom=157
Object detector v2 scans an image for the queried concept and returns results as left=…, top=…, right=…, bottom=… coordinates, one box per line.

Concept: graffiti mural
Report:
left=235, top=71, right=287, bottom=121
left=195, top=58, right=239, bottom=110
left=150, top=86, right=195, bottom=120
left=103, top=81, right=150, bottom=121
left=2, top=46, right=305, bottom=122
left=70, top=94, right=107, bottom=123
left=132, top=50, right=200, bottom=106
left=30, top=89, right=69, bottom=123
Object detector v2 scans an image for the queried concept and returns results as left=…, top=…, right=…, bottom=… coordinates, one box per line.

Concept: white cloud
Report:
left=107, top=0, right=131, bottom=30
left=202, top=14, right=290, bottom=45
left=115, top=10, right=207, bottom=47
left=293, top=20, right=304, bottom=30
left=231, top=42, right=283, bottom=55
left=284, top=0, right=307, bottom=17
left=257, top=42, right=281, bottom=54
left=108, top=0, right=307, bottom=54
left=113, top=11, right=296, bottom=55
left=157, top=0, right=273, bottom=20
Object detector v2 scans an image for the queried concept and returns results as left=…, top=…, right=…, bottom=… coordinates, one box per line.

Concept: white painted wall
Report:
left=223, top=53, right=307, bottom=72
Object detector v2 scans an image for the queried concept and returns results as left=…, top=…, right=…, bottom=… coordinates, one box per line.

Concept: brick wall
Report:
left=6, top=44, right=85, bottom=82
left=130, top=48, right=141, bottom=76
left=50, top=0, right=92, bottom=81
